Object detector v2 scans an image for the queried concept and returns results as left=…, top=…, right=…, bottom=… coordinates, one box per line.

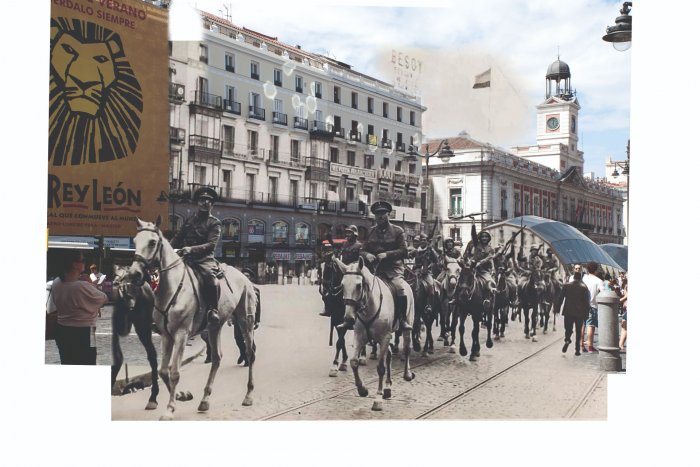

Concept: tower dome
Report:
left=546, top=59, right=571, bottom=80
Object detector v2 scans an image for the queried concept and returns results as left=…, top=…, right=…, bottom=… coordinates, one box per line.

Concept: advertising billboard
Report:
left=47, top=0, right=169, bottom=237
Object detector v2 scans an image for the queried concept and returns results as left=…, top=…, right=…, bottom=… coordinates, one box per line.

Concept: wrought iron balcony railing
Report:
left=293, top=117, right=308, bottom=130
left=248, top=105, right=265, bottom=120
left=272, top=112, right=288, bottom=125
left=223, top=99, right=241, bottom=115
left=192, top=91, right=222, bottom=110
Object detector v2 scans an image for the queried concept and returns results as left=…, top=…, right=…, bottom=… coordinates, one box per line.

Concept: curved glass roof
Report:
left=600, top=244, right=628, bottom=271
left=486, top=216, right=624, bottom=271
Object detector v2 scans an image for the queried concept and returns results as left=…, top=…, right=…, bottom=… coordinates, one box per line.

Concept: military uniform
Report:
left=340, top=237, right=362, bottom=265
left=464, top=227, right=496, bottom=293
left=171, top=186, right=222, bottom=323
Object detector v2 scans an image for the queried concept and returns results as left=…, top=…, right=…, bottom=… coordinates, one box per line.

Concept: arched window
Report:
left=248, top=219, right=265, bottom=243
left=295, top=222, right=310, bottom=245
left=221, top=218, right=241, bottom=241
left=272, top=221, right=289, bottom=245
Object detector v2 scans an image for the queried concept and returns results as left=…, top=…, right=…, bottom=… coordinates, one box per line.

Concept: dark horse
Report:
left=406, top=266, right=441, bottom=357
left=450, top=261, right=494, bottom=361
left=539, top=272, right=562, bottom=334
left=110, top=265, right=159, bottom=410
left=517, top=269, right=544, bottom=341
left=320, top=258, right=350, bottom=377
left=492, top=267, right=511, bottom=339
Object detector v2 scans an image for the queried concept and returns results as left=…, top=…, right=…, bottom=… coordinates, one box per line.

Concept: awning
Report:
left=48, top=241, right=94, bottom=250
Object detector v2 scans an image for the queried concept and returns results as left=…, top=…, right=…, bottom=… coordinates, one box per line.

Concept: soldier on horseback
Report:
left=413, top=233, right=439, bottom=305
left=462, top=224, right=497, bottom=295
left=170, top=186, right=223, bottom=325
left=514, top=245, right=546, bottom=291
left=340, top=225, right=362, bottom=265
left=337, top=200, right=412, bottom=331
left=435, top=237, right=461, bottom=283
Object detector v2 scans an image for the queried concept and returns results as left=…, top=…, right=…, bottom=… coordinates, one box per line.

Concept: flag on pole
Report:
left=473, top=68, right=491, bottom=89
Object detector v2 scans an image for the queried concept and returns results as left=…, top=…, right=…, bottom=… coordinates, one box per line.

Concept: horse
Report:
left=406, top=265, right=441, bottom=357
left=438, top=258, right=462, bottom=347
left=492, top=267, right=511, bottom=339
left=517, top=269, right=544, bottom=341
left=334, top=257, right=415, bottom=411
left=319, top=257, right=350, bottom=377
left=110, top=265, right=159, bottom=410
left=128, top=217, right=257, bottom=420
left=539, top=271, right=562, bottom=333
left=450, top=261, right=494, bottom=361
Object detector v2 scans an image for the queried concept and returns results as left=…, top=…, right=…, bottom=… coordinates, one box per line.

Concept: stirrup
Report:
left=336, top=319, right=355, bottom=331
left=207, top=309, right=221, bottom=325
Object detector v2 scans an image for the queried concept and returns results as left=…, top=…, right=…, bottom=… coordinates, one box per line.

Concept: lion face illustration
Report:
left=49, top=17, right=143, bottom=166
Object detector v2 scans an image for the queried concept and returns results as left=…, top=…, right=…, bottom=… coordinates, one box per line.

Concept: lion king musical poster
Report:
left=48, top=0, right=168, bottom=237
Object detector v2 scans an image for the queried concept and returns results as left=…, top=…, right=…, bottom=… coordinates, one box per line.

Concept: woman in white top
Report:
left=52, top=251, right=108, bottom=365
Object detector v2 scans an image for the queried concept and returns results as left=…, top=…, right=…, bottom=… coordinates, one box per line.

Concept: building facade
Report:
left=422, top=58, right=626, bottom=246
left=167, top=11, right=424, bottom=279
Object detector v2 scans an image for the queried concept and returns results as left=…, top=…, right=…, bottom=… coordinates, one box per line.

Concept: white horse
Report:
left=129, top=217, right=257, bottom=420
left=335, top=257, right=415, bottom=411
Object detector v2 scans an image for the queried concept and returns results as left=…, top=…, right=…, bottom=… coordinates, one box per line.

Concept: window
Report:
left=364, top=154, right=374, bottom=169
left=330, top=147, right=339, bottom=163
left=250, top=61, right=259, bottom=80
left=449, top=227, right=461, bottom=241
left=291, top=140, right=301, bottom=161
left=273, top=68, right=282, bottom=86
left=410, top=110, right=416, bottom=126
left=351, top=92, right=358, bottom=109
left=397, top=107, right=403, bottom=122
left=382, top=157, right=389, bottom=169
left=346, top=186, right=355, bottom=202
left=367, top=97, right=374, bottom=114
left=247, top=129, right=258, bottom=155
left=383, top=102, right=389, bottom=118
left=450, top=188, right=462, bottom=214
left=249, top=92, right=262, bottom=119
left=290, top=180, right=299, bottom=204
left=196, top=165, right=206, bottom=184
left=222, top=170, right=232, bottom=197
left=225, top=53, right=235, bottom=72
left=534, top=195, right=540, bottom=216
left=270, top=135, right=279, bottom=162
left=524, top=193, right=531, bottom=215
left=368, top=124, right=374, bottom=135
left=223, top=124, right=234, bottom=152
left=347, top=151, right=355, bottom=167
left=268, top=177, right=278, bottom=203
left=334, top=86, right=341, bottom=104
left=224, top=85, right=237, bottom=112
left=313, top=81, right=322, bottom=98
left=295, top=222, right=310, bottom=245
left=409, top=163, right=416, bottom=174
left=309, top=182, right=318, bottom=199
left=199, top=44, right=208, bottom=63
left=197, top=76, right=208, bottom=94
left=247, top=218, right=265, bottom=243
left=295, top=75, right=303, bottom=93
left=514, top=192, right=521, bottom=216
left=221, top=218, right=240, bottom=241
left=395, top=160, right=402, bottom=172
left=273, top=98, right=284, bottom=124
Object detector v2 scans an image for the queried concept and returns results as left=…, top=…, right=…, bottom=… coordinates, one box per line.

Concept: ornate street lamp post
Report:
left=611, top=140, right=630, bottom=245
left=407, top=139, right=455, bottom=234
left=602, top=2, right=632, bottom=52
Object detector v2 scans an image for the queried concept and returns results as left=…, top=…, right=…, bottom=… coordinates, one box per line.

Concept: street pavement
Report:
left=108, top=284, right=625, bottom=420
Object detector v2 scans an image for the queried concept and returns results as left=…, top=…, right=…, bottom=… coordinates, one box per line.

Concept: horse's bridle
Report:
left=133, top=225, right=182, bottom=275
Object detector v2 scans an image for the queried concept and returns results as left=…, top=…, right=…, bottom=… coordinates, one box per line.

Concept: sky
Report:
left=173, top=0, right=632, bottom=178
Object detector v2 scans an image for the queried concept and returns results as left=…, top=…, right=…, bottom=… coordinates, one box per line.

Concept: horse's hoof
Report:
left=242, top=396, right=253, bottom=406
left=145, top=401, right=158, bottom=410
left=494, top=335, right=500, bottom=341
left=339, top=362, right=348, bottom=371
left=197, top=401, right=210, bottom=412
left=359, top=357, right=367, bottom=366
left=486, top=339, right=493, bottom=348
left=473, top=351, right=481, bottom=357
left=428, top=348, right=434, bottom=354
left=443, top=340, right=450, bottom=347
left=469, top=354, right=477, bottom=362
left=159, top=412, right=174, bottom=421
left=372, top=401, right=383, bottom=411
left=358, top=387, right=369, bottom=397
left=329, top=368, right=338, bottom=377
left=459, top=347, right=468, bottom=357
left=449, top=345, right=456, bottom=354
left=500, top=333, right=505, bottom=338
left=422, top=350, right=429, bottom=358
left=404, top=372, right=415, bottom=382
left=532, top=336, right=538, bottom=343
left=383, top=388, right=392, bottom=399
left=413, top=341, right=421, bottom=352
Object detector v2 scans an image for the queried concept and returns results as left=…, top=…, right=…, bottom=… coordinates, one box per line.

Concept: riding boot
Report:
left=396, top=295, right=411, bottom=331
left=205, top=282, right=221, bottom=325
left=336, top=317, right=355, bottom=331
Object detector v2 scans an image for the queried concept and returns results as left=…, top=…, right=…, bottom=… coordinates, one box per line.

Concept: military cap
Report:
left=477, top=230, right=491, bottom=242
left=370, top=200, right=392, bottom=215
left=418, top=233, right=428, bottom=241
left=444, top=237, right=455, bottom=244
left=193, top=186, right=218, bottom=202
left=344, top=225, right=359, bottom=235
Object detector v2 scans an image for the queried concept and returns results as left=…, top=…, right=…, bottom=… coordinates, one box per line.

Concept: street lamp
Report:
left=407, top=139, right=455, bottom=233
left=610, top=140, right=630, bottom=245
left=602, top=2, right=632, bottom=52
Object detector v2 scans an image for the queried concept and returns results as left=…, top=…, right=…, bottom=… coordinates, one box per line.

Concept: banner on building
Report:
left=48, top=0, right=169, bottom=237
left=473, top=68, right=491, bottom=89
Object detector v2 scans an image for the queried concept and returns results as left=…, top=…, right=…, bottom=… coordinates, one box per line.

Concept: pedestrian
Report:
left=89, top=264, right=106, bottom=288
left=170, top=186, right=222, bottom=324
left=619, top=275, right=628, bottom=352
left=51, top=250, right=108, bottom=365
left=581, top=261, right=604, bottom=353
left=560, top=271, right=590, bottom=356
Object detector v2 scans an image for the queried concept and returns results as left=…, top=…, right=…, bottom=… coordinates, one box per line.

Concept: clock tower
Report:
left=513, top=57, right=585, bottom=173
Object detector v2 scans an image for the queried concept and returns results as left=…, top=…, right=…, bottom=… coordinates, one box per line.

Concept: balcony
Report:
left=377, top=168, right=393, bottom=182
left=248, top=105, right=265, bottom=121
left=305, top=157, right=330, bottom=182
left=251, top=72, right=260, bottom=80
left=448, top=208, right=463, bottom=218
left=407, top=174, right=420, bottom=185
left=169, top=83, right=185, bottom=102
left=225, top=65, right=235, bottom=73
left=199, top=55, right=208, bottom=64
left=381, top=138, right=393, bottom=149
left=349, top=130, right=362, bottom=142
left=223, top=99, right=241, bottom=115
left=309, top=120, right=334, bottom=140
left=296, top=85, right=303, bottom=93
left=188, top=135, right=221, bottom=162
left=367, top=134, right=378, bottom=146
left=293, top=117, right=308, bottom=130
left=222, top=142, right=265, bottom=162
left=396, top=142, right=406, bottom=152
left=333, top=127, right=345, bottom=139
left=272, top=112, right=288, bottom=126
left=169, top=126, right=185, bottom=145
left=274, top=79, right=282, bottom=86
left=191, top=91, right=222, bottom=110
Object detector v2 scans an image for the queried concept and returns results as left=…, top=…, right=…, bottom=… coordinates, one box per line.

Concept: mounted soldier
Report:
left=170, top=186, right=223, bottom=325
left=340, top=225, right=362, bottom=265
left=462, top=224, right=497, bottom=295
left=412, top=233, right=439, bottom=305
left=337, top=200, right=412, bottom=331
left=514, top=244, right=545, bottom=291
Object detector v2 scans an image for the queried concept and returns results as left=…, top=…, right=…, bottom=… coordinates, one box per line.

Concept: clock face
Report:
left=546, top=116, right=560, bottom=131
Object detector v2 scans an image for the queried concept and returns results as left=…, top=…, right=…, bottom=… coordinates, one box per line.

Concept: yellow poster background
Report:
left=48, top=0, right=168, bottom=237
